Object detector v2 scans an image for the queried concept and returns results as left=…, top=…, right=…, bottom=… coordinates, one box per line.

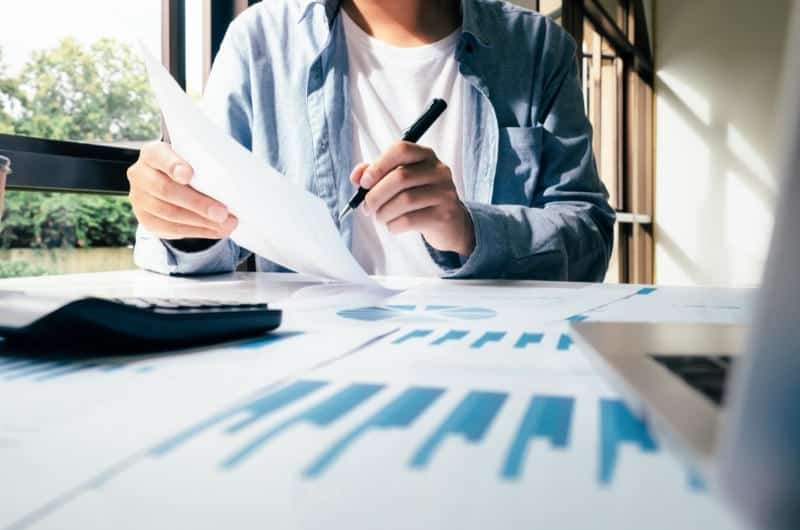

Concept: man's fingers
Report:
left=132, top=191, right=238, bottom=234
left=361, top=142, right=434, bottom=188
left=136, top=210, right=230, bottom=240
left=349, top=162, right=370, bottom=186
left=385, top=206, right=438, bottom=235
left=363, top=161, right=439, bottom=214
left=133, top=164, right=230, bottom=223
left=374, top=184, right=446, bottom=225
left=140, top=142, right=193, bottom=184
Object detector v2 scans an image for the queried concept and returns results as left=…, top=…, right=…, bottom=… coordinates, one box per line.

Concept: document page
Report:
left=140, top=46, right=375, bottom=285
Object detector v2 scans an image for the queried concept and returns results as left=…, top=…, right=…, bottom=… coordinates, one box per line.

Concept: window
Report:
left=577, top=0, right=654, bottom=284
left=540, top=0, right=564, bottom=24
left=0, top=1, right=173, bottom=278
left=1, top=0, right=653, bottom=282
left=513, top=0, right=654, bottom=283
left=1, top=1, right=162, bottom=146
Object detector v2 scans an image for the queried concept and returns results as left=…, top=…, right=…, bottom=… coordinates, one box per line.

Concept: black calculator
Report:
left=0, top=291, right=282, bottom=352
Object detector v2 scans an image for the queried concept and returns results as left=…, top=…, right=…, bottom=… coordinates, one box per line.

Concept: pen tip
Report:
left=338, top=205, right=352, bottom=221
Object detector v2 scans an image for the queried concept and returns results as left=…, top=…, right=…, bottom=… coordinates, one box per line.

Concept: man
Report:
left=129, top=0, right=614, bottom=281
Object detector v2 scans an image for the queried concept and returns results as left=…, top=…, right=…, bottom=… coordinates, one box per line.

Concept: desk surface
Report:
left=0, top=271, right=754, bottom=530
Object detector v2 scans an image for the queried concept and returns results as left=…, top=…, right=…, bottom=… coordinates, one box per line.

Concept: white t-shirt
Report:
left=342, top=11, right=465, bottom=277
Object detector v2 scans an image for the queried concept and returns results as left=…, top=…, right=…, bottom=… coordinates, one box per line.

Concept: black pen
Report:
left=338, top=98, right=448, bottom=221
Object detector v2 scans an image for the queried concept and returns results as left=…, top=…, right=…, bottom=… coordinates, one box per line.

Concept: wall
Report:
left=654, top=0, right=794, bottom=287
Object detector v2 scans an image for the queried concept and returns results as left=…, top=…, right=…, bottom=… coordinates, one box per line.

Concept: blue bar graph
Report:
left=599, top=399, right=658, bottom=484
left=1, top=360, right=70, bottom=380
left=471, top=331, right=507, bottom=349
left=304, top=386, right=445, bottom=477
left=556, top=334, right=574, bottom=351
left=410, top=390, right=507, bottom=468
left=392, top=329, right=434, bottom=344
left=223, top=383, right=385, bottom=469
left=151, top=380, right=328, bottom=456
left=501, top=395, right=574, bottom=479
left=137, top=377, right=698, bottom=491
left=637, top=287, right=657, bottom=295
left=0, top=357, right=141, bottom=383
left=387, top=329, right=575, bottom=351
left=431, top=330, right=470, bottom=346
left=514, top=332, right=544, bottom=349
left=566, top=315, right=589, bottom=322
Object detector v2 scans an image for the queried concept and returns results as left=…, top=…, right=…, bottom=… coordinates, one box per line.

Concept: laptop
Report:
left=570, top=6, right=800, bottom=530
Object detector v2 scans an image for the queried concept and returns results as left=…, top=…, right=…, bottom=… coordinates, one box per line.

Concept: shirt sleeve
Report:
left=133, top=226, right=249, bottom=275
left=132, top=15, right=254, bottom=276
left=428, top=28, right=615, bottom=282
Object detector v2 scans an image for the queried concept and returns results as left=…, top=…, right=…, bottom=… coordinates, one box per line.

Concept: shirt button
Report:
left=320, top=136, right=328, bottom=151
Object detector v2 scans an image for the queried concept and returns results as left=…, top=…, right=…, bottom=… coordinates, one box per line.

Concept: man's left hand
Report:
left=349, top=141, right=475, bottom=257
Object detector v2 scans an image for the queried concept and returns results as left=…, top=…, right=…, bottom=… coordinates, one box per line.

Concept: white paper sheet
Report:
left=6, top=350, right=741, bottom=530
left=577, top=286, right=755, bottom=324
left=0, top=325, right=394, bottom=528
left=139, top=45, right=375, bottom=285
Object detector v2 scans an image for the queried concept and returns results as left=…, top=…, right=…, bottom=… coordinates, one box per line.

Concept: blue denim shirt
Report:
left=134, top=0, right=615, bottom=281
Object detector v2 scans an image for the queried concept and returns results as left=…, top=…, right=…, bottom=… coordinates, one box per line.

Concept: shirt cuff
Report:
left=424, top=201, right=512, bottom=278
left=133, top=226, right=236, bottom=275
left=161, top=239, right=233, bottom=275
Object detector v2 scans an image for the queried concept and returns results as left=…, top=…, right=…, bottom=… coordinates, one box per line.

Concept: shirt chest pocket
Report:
left=492, top=125, right=543, bottom=206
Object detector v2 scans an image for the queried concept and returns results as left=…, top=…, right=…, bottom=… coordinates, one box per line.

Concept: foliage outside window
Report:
left=0, top=38, right=159, bottom=278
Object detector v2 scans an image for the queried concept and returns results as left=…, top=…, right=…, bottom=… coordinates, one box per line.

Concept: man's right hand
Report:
left=127, top=142, right=238, bottom=240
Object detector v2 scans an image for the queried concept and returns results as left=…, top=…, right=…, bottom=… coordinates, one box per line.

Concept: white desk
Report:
left=0, top=271, right=754, bottom=530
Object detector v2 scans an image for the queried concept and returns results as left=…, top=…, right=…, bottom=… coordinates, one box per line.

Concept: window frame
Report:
left=562, top=0, right=654, bottom=283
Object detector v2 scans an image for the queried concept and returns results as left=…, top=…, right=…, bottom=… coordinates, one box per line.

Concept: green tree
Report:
left=0, top=48, right=25, bottom=134
left=1, top=38, right=159, bottom=260
left=14, top=37, right=160, bottom=142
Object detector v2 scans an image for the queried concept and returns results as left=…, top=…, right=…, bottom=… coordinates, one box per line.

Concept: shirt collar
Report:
left=296, top=0, right=491, bottom=47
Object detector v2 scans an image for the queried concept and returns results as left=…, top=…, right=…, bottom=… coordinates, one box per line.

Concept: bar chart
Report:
left=149, top=378, right=668, bottom=487
left=391, top=328, right=575, bottom=351
left=0, top=356, right=153, bottom=383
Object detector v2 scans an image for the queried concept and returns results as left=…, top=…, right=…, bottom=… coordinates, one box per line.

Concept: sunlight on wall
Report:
left=724, top=168, right=773, bottom=287
left=726, top=125, right=777, bottom=197
left=654, top=76, right=712, bottom=285
left=654, top=0, right=792, bottom=287
left=657, top=71, right=712, bottom=126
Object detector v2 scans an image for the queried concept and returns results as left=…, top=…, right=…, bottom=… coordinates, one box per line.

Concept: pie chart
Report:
left=337, top=304, right=496, bottom=322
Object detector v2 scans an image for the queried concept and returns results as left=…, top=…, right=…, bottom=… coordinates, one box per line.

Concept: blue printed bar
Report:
left=501, top=395, right=574, bottom=479
left=470, top=331, right=507, bottom=348
left=514, top=332, right=544, bottom=349
left=598, top=399, right=658, bottom=484
left=392, top=329, right=434, bottom=344
left=151, top=380, right=328, bottom=456
left=556, top=334, right=574, bottom=351
left=223, top=383, right=385, bottom=469
left=431, top=329, right=470, bottom=346
left=411, top=390, right=507, bottom=468
left=304, top=386, right=445, bottom=477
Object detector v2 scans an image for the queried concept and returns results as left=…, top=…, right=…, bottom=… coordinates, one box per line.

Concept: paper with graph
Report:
left=0, top=325, right=741, bottom=530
